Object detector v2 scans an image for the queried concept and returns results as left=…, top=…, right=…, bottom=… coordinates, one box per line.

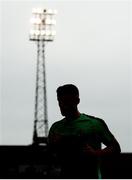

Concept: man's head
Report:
left=56, top=84, right=80, bottom=117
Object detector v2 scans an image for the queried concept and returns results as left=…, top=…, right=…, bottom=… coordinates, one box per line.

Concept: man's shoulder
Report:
left=83, top=113, right=103, bottom=121
left=82, top=113, right=106, bottom=126
left=49, top=118, right=65, bottom=130
left=84, top=114, right=109, bottom=131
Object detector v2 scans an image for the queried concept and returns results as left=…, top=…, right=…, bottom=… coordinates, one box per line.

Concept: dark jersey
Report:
left=48, top=113, right=116, bottom=178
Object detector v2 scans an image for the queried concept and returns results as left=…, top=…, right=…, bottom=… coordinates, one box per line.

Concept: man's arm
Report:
left=98, top=138, right=121, bottom=157
left=83, top=119, right=121, bottom=158
left=98, top=119, right=121, bottom=156
left=83, top=140, right=120, bottom=158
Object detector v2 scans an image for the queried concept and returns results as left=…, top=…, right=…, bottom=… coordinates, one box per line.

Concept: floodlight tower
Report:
left=29, top=8, right=57, bottom=145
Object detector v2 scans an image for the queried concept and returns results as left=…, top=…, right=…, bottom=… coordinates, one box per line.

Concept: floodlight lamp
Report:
left=45, top=19, right=56, bottom=25
left=47, top=9, right=53, bottom=14
left=30, top=17, right=41, bottom=24
left=44, top=9, right=57, bottom=15
left=29, top=7, right=57, bottom=41
left=35, top=30, right=40, bottom=36
left=41, top=30, right=46, bottom=35
left=45, top=19, right=51, bottom=25
left=45, top=30, right=51, bottom=36
left=32, top=8, right=43, bottom=14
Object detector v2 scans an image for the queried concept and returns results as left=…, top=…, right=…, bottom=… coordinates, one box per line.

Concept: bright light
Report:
left=32, top=8, right=43, bottom=14
left=51, top=19, right=56, bottom=25
left=45, top=19, right=56, bottom=25
left=35, top=30, right=40, bottom=36
left=45, top=30, right=51, bottom=36
left=44, top=9, right=57, bottom=15
left=30, top=17, right=41, bottom=24
left=41, top=30, right=46, bottom=35
left=45, top=19, right=51, bottom=25
left=47, top=9, right=53, bottom=14
left=29, top=7, right=57, bottom=41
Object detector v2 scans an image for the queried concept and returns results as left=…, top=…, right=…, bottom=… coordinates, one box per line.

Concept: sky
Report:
left=1, top=0, right=132, bottom=152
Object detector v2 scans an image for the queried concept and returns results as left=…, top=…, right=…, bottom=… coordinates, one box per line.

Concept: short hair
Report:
left=56, top=84, right=79, bottom=98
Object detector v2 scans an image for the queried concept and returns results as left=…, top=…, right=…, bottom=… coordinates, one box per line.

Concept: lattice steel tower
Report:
left=29, top=8, right=57, bottom=145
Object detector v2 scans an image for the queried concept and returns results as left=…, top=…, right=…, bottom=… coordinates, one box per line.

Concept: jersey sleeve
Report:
left=96, top=119, right=116, bottom=146
left=48, top=122, right=62, bottom=149
left=48, top=123, right=56, bottom=145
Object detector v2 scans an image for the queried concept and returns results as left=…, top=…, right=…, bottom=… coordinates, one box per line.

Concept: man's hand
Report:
left=82, top=144, right=101, bottom=157
left=82, top=140, right=121, bottom=158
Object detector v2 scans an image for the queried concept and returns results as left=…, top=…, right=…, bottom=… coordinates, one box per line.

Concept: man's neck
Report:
left=65, top=111, right=81, bottom=121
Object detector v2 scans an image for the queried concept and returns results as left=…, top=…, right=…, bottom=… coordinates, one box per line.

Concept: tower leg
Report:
left=33, top=40, right=48, bottom=145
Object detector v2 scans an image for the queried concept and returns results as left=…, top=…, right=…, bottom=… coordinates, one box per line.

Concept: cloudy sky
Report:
left=1, top=0, right=132, bottom=152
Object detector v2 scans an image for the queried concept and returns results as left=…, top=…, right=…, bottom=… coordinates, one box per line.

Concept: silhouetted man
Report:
left=48, top=84, right=121, bottom=178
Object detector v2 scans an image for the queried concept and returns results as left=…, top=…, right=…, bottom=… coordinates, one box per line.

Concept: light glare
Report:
left=47, top=9, right=53, bottom=14
left=30, top=7, right=57, bottom=41
left=41, top=30, right=46, bottom=35
left=32, top=8, right=43, bottom=14
left=35, top=30, right=40, bottom=35
left=30, top=17, right=41, bottom=24
left=45, top=30, right=51, bottom=36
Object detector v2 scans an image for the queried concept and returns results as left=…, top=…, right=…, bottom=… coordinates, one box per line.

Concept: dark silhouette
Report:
left=48, top=84, right=121, bottom=178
